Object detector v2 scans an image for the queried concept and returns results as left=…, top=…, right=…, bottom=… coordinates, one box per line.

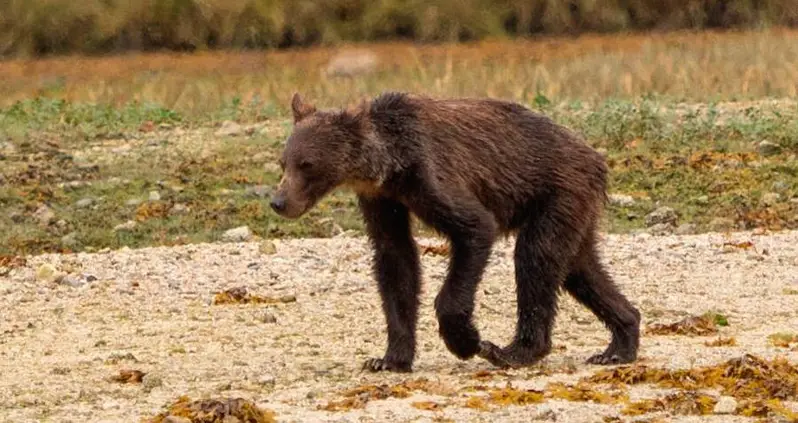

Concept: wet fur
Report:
left=274, top=92, right=641, bottom=372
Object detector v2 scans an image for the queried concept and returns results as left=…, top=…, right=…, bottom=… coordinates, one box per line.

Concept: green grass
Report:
left=2, top=95, right=797, bottom=256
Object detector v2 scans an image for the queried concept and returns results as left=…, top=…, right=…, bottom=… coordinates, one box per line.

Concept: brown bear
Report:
left=270, top=91, right=641, bottom=372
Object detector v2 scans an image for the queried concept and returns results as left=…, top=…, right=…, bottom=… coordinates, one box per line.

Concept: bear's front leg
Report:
left=358, top=196, right=421, bottom=373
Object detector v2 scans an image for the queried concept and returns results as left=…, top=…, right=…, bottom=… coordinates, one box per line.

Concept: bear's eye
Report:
left=298, top=161, right=313, bottom=170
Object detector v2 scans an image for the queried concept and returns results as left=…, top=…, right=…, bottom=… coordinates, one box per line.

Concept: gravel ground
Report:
left=2, top=230, right=798, bottom=422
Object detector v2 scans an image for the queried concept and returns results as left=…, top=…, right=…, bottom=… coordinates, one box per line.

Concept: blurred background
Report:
left=2, top=0, right=797, bottom=56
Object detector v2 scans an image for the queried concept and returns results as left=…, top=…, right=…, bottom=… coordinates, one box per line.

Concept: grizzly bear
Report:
left=270, top=91, right=641, bottom=372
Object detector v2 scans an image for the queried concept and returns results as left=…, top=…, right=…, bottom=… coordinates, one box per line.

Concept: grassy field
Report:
left=1, top=28, right=798, bottom=256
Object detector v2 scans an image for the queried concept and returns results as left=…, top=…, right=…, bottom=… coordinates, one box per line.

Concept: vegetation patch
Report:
left=145, top=396, right=276, bottom=423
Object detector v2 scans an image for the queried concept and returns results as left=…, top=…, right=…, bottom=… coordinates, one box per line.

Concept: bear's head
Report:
left=270, top=93, right=369, bottom=219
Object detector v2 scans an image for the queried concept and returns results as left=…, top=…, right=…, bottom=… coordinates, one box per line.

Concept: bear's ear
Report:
left=291, top=92, right=316, bottom=123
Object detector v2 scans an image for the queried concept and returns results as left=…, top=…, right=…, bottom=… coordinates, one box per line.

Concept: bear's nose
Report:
left=270, top=196, right=286, bottom=213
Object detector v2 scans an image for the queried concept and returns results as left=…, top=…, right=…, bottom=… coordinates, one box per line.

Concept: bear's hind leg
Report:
left=478, top=199, right=585, bottom=369
left=564, top=230, right=640, bottom=365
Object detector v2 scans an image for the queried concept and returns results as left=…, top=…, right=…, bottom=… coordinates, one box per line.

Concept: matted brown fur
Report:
left=270, top=91, right=640, bottom=372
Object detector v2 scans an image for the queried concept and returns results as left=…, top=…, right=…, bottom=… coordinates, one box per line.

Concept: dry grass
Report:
left=2, top=28, right=798, bottom=118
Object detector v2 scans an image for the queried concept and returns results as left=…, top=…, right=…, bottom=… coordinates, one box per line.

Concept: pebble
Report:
left=647, top=222, right=674, bottom=235
left=757, top=140, right=782, bottom=156
left=609, top=193, right=636, bottom=207
left=260, top=311, right=277, bottom=324
left=126, top=198, right=143, bottom=207
left=169, top=204, right=190, bottom=215
left=142, top=373, right=163, bottom=391
left=149, top=191, right=161, bottom=201
left=222, top=226, right=253, bottom=242
left=258, top=374, right=276, bottom=388
left=75, top=198, right=94, bottom=208
left=259, top=240, right=277, bottom=255
left=33, top=205, right=56, bottom=226
left=113, top=220, right=137, bottom=232
left=645, top=206, right=678, bottom=227
left=713, top=396, right=737, bottom=414
left=35, top=264, right=58, bottom=282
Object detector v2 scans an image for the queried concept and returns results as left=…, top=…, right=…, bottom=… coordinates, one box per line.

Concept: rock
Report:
left=215, top=120, right=244, bottom=137
left=325, top=49, right=378, bottom=77
left=169, top=203, right=190, bottom=215
left=258, top=374, right=276, bottom=388
left=244, top=185, right=272, bottom=198
left=645, top=206, right=678, bottom=227
left=694, top=195, right=709, bottom=205
left=142, top=373, right=163, bottom=391
left=758, top=140, right=782, bottom=156
left=75, top=198, right=94, bottom=208
left=648, top=223, right=674, bottom=235
left=279, top=294, right=297, bottom=303
left=148, top=190, right=161, bottom=201
left=260, top=312, right=277, bottom=324
left=33, top=205, right=56, bottom=226
left=36, top=264, right=58, bottom=282
left=675, top=223, right=697, bottom=235
left=58, top=274, right=87, bottom=288
left=126, top=198, right=143, bottom=207
left=713, top=396, right=737, bottom=414
left=483, top=287, right=500, bottom=295
left=113, top=220, right=137, bottom=232
left=258, top=240, right=277, bottom=255
left=709, top=217, right=735, bottom=231
left=222, top=226, right=253, bottom=242
left=761, top=192, right=781, bottom=207
left=609, top=194, right=635, bottom=207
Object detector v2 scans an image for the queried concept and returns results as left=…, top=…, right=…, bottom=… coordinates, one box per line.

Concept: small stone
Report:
left=645, top=206, right=678, bottom=227
left=75, top=198, right=94, bottom=208
left=36, top=264, right=57, bottom=282
left=675, top=223, right=697, bottom=235
left=169, top=203, right=190, bottom=215
left=142, top=373, right=163, bottom=391
left=483, top=287, right=500, bottom=295
left=126, top=198, right=142, bottom=207
left=758, top=140, right=782, bottom=156
left=761, top=192, right=781, bottom=207
left=259, top=240, right=277, bottom=255
left=609, top=193, right=636, bottom=207
left=113, top=220, right=137, bottom=232
left=59, top=274, right=87, bottom=288
left=647, top=222, right=674, bottom=235
left=148, top=191, right=161, bottom=201
left=260, top=312, right=277, bottom=324
left=713, top=396, right=737, bottom=414
left=33, top=205, right=56, bottom=226
left=215, top=120, right=244, bottom=137
left=279, top=294, right=297, bottom=303
left=258, top=374, right=276, bottom=387
left=222, top=226, right=253, bottom=242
